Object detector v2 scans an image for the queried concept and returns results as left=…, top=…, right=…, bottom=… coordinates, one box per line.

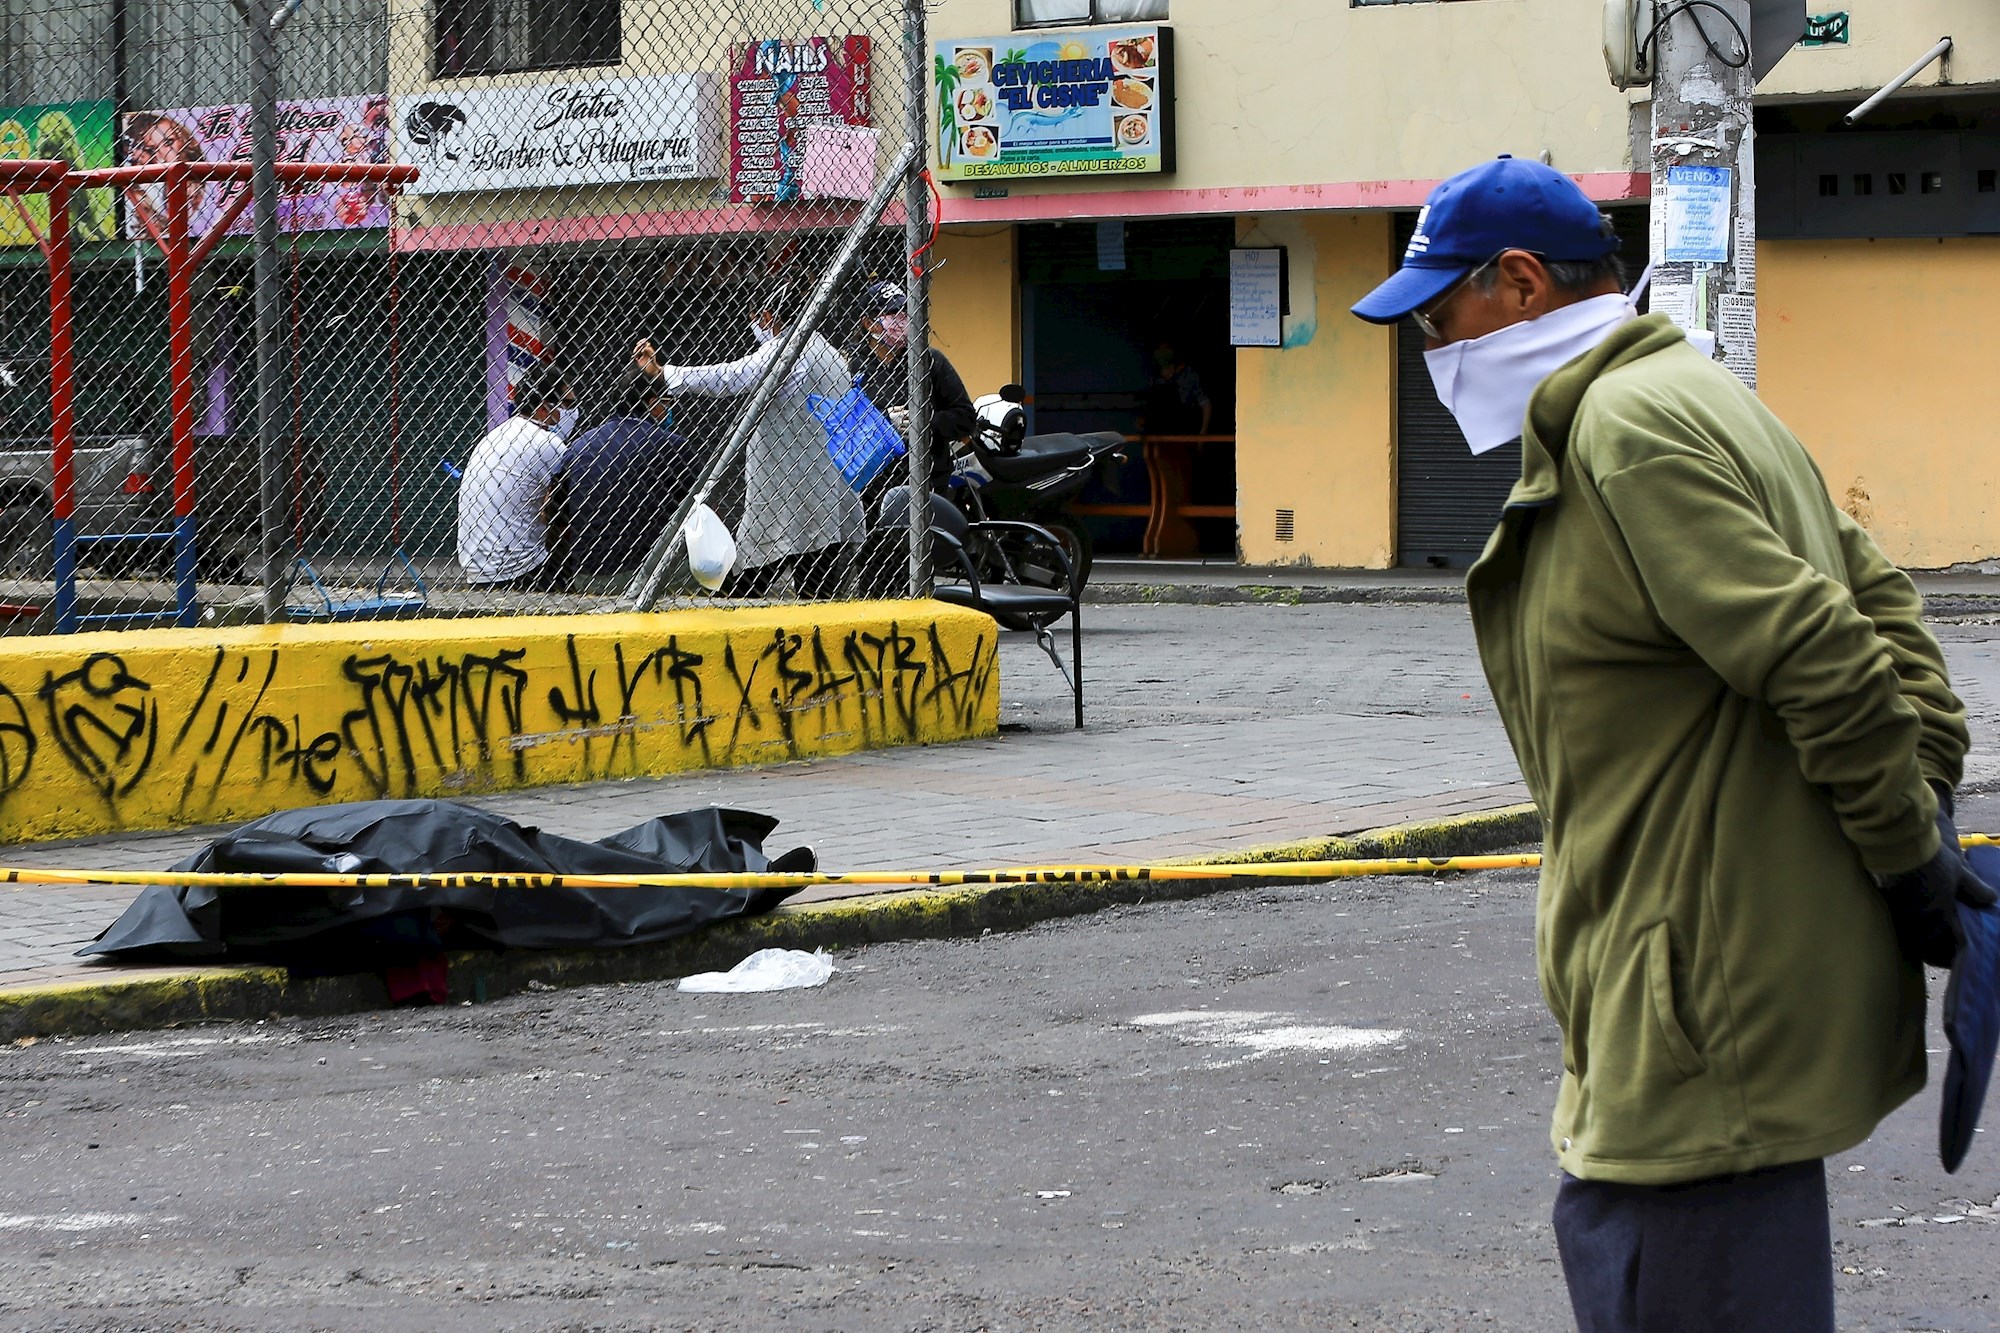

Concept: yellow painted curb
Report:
left=1161, top=803, right=1543, bottom=867
left=0, top=803, right=1543, bottom=1041
left=0, top=601, right=999, bottom=844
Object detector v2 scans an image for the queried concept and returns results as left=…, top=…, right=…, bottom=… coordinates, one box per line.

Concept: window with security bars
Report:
left=432, top=0, right=621, bottom=78
left=1016, top=1, right=1168, bottom=27
left=0, top=0, right=385, bottom=106
left=0, top=0, right=112, bottom=105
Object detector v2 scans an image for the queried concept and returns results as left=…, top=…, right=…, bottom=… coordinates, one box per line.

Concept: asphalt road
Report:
left=4, top=866, right=1996, bottom=1332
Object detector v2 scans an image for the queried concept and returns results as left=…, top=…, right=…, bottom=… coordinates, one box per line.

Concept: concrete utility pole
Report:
left=1647, top=0, right=1759, bottom=388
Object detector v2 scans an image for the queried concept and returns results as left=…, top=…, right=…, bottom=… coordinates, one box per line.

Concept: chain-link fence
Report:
left=0, top=0, right=935, bottom=634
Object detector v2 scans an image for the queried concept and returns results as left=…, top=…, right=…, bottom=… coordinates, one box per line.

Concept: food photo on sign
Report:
left=932, top=26, right=1171, bottom=180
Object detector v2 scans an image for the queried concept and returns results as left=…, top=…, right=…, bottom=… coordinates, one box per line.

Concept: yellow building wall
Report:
left=0, top=605, right=998, bottom=843
left=1760, top=237, right=2000, bottom=568
left=929, top=0, right=1637, bottom=198
left=928, top=227, right=1019, bottom=394
left=1760, top=2, right=2000, bottom=97
left=1235, top=213, right=1394, bottom=569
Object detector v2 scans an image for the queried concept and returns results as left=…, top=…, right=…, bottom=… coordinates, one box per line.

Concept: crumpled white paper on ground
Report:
left=677, top=948, right=835, bottom=994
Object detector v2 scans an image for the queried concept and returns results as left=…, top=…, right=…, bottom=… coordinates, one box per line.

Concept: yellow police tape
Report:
left=1, top=854, right=1542, bottom=894
left=4, top=836, right=1995, bottom=894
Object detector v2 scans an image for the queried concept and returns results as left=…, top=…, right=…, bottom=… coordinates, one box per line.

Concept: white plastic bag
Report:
left=677, top=948, right=835, bottom=994
left=683, top=503, right=737, bottom=592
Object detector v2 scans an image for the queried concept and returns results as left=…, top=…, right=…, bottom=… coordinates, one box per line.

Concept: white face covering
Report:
left=1422, top=292, right=1637, bottom=455
left=553, top=406, right=580, bottom=440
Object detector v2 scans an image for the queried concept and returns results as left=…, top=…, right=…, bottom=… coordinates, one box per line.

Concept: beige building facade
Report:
left=925, top=0, right=2000, bottom=569
left=383, top=0, right=2000, bottom=570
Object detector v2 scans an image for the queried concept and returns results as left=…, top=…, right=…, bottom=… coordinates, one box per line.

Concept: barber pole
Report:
left=485, top=256, right=547, bottom=425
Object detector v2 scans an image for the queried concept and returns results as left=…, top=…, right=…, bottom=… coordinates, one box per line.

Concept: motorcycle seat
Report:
left=976, top=432, right=1103, bottom=483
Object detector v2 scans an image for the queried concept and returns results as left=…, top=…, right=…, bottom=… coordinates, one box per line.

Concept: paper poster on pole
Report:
left=1719, top=292, right=1757, bottom=388
left=1229, top=247, right=1284, bottom=347
left=1733, top=215, right=1757, bottom=291
left=1663, top=164, right=1732, bottom=263
left=1648, top=277, right=1696, bottom=333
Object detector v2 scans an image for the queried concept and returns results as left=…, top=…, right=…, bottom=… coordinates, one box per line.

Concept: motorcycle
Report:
left=946, top=384, right=1127, bottom=620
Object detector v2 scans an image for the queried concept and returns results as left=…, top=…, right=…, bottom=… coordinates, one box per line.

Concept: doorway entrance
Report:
left=1019, top=216, right=1237, bottom=558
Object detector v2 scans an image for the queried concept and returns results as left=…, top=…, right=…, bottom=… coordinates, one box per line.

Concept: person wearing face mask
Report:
left=849, top=280, right=976, bottom=596
left=456, top=364, right=577, bottom=592
left=548, top=365, right=700, bottom=591
left=849, top=280, right=977, bottom=487
left=635, top=285, right=864, bottom=599
left=1353, top=155, right=1987, bottom=1332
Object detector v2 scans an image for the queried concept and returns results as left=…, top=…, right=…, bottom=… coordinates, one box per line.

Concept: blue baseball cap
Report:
left=1351, top=155, right=1619, bottom=325
left=862, top=280, right=906, bottom=315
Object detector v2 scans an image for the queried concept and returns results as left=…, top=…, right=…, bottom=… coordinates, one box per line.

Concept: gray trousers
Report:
left=1553, top=1159, right=1834, bottom=1333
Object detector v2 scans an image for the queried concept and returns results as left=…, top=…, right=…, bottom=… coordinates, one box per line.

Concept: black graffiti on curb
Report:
left=38, top=653, right=158, bottom=802
left=0, top=681, right=35, bottom=798
left=0, top=621, right=997, bottom=816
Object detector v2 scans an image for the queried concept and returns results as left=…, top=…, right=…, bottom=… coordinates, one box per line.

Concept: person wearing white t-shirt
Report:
left=456, top=366, right=577, bottom=590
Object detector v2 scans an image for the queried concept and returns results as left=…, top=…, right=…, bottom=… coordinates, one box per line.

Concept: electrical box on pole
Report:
left=1605, top=1, right=1805, bottom=87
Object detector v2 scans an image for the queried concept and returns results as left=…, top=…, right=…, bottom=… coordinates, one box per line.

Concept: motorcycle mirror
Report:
left=999, top=383, right=1025, bottom=405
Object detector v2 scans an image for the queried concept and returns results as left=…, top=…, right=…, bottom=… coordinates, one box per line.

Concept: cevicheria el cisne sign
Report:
left=394, top=74, right=720, bottom=194
left=934, top=26, right=1173, bottom=182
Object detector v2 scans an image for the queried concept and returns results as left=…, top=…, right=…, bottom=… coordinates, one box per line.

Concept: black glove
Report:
left=1874, top=784, right=2000, bottom=969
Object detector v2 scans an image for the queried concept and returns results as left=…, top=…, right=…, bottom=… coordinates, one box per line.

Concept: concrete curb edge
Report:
left=0, top=802, right=1542, bottom=1042
left=1085, top=583, right=1469, bottom=608
left=1085, top=583, right=2000, bottom=616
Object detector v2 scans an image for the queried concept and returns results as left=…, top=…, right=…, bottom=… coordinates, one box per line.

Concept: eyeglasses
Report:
left=1410, top=254, right=1503, bottom=341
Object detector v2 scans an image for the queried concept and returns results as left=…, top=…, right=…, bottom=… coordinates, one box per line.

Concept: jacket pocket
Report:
left=1645, top=922, right=1707, bottom=1081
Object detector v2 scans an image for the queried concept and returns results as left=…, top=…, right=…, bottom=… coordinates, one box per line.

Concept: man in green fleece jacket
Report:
left=1352, top=156, right=1993, bottom=1332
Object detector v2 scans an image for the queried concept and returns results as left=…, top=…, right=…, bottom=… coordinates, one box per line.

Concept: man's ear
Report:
left=1494, top=250, right=1554, bottom=318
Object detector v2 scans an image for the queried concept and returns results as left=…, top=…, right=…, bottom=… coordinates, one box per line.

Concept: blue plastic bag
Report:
left=808, top=376, right=907, bottom=492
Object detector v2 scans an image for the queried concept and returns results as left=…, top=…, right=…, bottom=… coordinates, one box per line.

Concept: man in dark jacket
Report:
left=551, top=366, right=700, bottom=589
left=1351, top=155, right=1991, bottom=1332
left=851, top=280, right=977, bottom=596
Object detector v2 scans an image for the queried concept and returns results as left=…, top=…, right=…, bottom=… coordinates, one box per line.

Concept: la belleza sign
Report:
left=934, top=26, right=1174, bottom=182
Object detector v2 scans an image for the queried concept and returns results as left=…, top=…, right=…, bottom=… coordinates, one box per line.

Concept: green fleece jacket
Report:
left=1466, top=315, right=1968, bottom=1185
